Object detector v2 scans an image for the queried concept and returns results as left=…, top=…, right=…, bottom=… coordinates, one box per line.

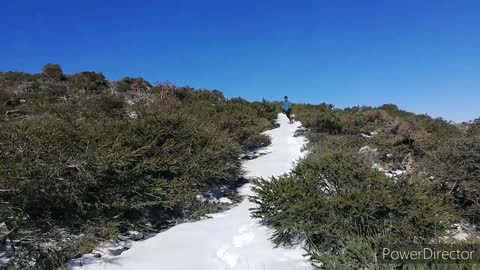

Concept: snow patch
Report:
left=233, top=232, right=255, bottom=248
left=216, top=245, right=239, bottom=268
left=361, top=131, right=378, bottom=138
left=443, top=223, right=477, bottom=242
left=359, top=146, right=378, bottom=156
left=384, top=169, right=406, bottom=178
left=218, top=197, right=232, bottom=204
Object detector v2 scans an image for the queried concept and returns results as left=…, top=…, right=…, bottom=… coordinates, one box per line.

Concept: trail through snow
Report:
left=69, top=113, right=311, bottom=270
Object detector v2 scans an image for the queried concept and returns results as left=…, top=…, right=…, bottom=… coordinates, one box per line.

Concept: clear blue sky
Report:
left=1, top=0, right=478, bottom=121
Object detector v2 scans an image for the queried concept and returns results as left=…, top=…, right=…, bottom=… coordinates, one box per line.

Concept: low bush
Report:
left=0, top=66, right=280, bottom=268
left=0, top=112, right=245, bottom=267
left=68, top=71, right=109, bottom=94
left=295, top=103, right=464, bottom=168
left=257, top=102, right=472, bottom=269
left=114, top=77, right=151, bottom=93
left=81, top=93, right=125, bottom=118
left=0, top=87, right=13, bottom=116
left=467, top=118, right=480, bottom=138
left=251, top=149, right=456, bottom=269
left=1, top=115, right=236, bottom=223
left=423, top=137, right=480, bottom=224
left=42, top=64, right=65, bottom=81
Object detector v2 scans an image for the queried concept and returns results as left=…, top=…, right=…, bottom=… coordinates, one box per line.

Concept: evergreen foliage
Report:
left=251, top=103, right=476, bottom=269
left=423, top=137, right=480, bottom=224
left=251, top=149, right=456, bottom=269
left=42, top=64, right=65, bottom=81
left=0, top=65, right=279, bottom=268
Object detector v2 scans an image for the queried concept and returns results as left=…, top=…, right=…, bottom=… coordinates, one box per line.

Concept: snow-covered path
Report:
left=69, top=114, right=311, bottom=270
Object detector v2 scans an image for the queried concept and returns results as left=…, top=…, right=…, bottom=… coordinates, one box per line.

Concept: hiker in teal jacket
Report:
left=282, top=96, right=293, bottom=124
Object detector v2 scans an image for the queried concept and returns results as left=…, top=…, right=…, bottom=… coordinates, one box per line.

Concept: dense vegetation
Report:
left=2, top=64, right=479, bottom=269
left=252, top=103, right=480, bottom=269
left=0, top=64, right=279, bottom=269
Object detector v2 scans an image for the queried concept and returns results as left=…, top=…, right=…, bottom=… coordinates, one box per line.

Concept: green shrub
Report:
left=0, top=114, right=242, bottom=227
left=0, top=87, right=13, bottom=115
left=295, top=104, right=463, bottom=172
left=423, top=137, right=480, bottom=224
left=68, top=71, right=109, bottom=93
left=259, top=99, right=468, bottom=269
left=0, top=86, right=13, bottom=101
left=251, top=149, right=455, bottom=268
left=308, top=134, right=365, bottom=152
left=42, top=64, right=65, bottom=81
left=468, top=118, right=480, bottom=137
left=0, top=65, right=279, bottom=268
left=242, top=133, right=271, bottom=151
left=0, top=71, right=35, bottom=84
left=81, top=93, right=125, bottom=117
left=115, top=77, right=151, bottom=92
left=311, top=110, right=346, bottom=134
left=41, top=81, right=69, bottom=96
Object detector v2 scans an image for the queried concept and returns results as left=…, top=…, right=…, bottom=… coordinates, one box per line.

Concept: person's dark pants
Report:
left=285, top=109, right=292, bottom=121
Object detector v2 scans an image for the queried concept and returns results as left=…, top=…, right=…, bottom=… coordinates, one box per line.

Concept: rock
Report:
left=0, top=238, right=14, bottom=268
left=93, top=253, right=102, bottom=258
left=107, top=246, right=128, bottom=256
left=117, top=234, right=129, bottom=241
left=144, top=233, right=157, bottom=240
left=175, top=218, right=186, bottom=225
left=0, top=223, right=9, bottom=240
left=127, top=231, right=143, bottom=241
left=118, top=230, right=143, bottom=241
left=241, top=153, right=257, bottom=160
left=241, top=151, right=268, bottom=160
left=358, top=146, right=378, bottom=157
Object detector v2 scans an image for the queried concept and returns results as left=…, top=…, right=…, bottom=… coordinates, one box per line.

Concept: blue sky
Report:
left=1, top=0, right=478, bottom=121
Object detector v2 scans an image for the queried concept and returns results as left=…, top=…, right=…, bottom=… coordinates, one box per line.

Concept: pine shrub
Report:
left=251, top=149, right=455, bottom=268
left=0, top=66, right=280, bottom=268
left=42, top=64, right=65, bottom=81
left=423, top=137, right=480, bottom=224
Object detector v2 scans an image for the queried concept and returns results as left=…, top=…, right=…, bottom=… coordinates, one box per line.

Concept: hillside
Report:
left=1, top=64, right=479, bottom=269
